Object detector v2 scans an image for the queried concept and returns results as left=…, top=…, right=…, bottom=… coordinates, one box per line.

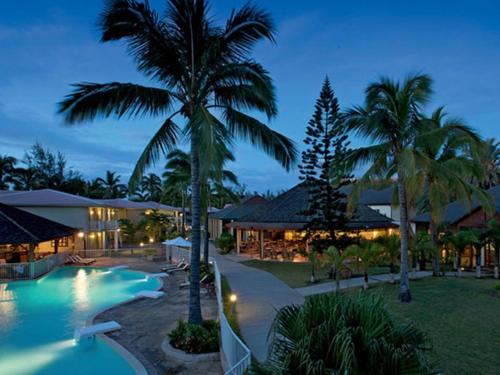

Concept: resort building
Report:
left=414, top=185, right=500, bottom=268
left=0, top=202, right=76, bottom=276
left=225, top=183, right=397, bottom=259
left=208, top=195, right=268, bottom=239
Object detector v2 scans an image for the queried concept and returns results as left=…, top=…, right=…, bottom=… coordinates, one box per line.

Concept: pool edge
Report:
left=85, top=269, right=165, bottom=375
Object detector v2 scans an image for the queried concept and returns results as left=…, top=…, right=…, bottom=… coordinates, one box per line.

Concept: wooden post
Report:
left=54, top=239, right=59, bottom=254
left=260, top=230, right=264, bottom=259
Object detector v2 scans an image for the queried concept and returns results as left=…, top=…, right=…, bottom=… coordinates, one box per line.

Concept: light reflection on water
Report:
left=0, top=267, right=160, bottom=375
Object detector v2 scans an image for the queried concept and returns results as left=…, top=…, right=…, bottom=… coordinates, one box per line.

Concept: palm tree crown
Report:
left=58, top=0, right=296, bottom=324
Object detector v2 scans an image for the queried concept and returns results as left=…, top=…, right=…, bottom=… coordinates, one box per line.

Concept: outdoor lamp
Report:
left=229, top=294, right=237, bottom=303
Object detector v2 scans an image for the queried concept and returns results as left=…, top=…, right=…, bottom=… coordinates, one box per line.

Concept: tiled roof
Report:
left=0, top=189, right=103, bottom=208
left=414, top=185, right=500, bottom=224
left=210, top=195, right=267, bottom=220
left=0, top=203, right=77, bottom=245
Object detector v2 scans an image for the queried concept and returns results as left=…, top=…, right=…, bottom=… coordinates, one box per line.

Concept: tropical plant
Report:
left=214, top=232, right=234, bottom=254
left=308, top=250, right=321, bottom=283
left=322, top=246, right=349, bottom=292
left=8, top=166, right=40, bottom=191
left=442, top=229, right=481, bottom=277
left=376, top=234, right=400, bottom=283
left=118, top=218, right=138, bottom=245
left=249, top=293, right=432, bottom=375
left=482, top=219, right=500, bottom=279
left=344, top=73, right=434, bottom=302
left=97, top=170, right=128, bottom=198
left=137, top=209, right=172, bottom=242
left=57, top=0, right=296, bottom=324
left=299, top=78, right=352, bottom=251
left=414, top=107, right=489, bottom=275
left=410, top=231, right=434, bottom=276
left=474, top=138, right=500, bottom=189
left=141, top=173, right=163, bottom=201
left=169, top=319, right=219, bottom=354
left=345, top=240, right=383, bottom=289
left=0, top=155, right=16, bottom=189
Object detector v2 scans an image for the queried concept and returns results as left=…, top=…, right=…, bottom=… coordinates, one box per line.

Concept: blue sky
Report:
left=0, top=0, right=499, bottom=192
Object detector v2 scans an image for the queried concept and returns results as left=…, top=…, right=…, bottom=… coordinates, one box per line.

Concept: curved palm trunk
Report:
left=188, top=137, right=202, bottom=325
left=397, top=175, right=412, bottom=302
left=429, top=218, right=440, bottom=276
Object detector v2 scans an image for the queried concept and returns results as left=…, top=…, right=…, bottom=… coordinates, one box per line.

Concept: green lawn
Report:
left=358, top=278, right=500, bottom=374
left=241, top=259, right=390, bottom=288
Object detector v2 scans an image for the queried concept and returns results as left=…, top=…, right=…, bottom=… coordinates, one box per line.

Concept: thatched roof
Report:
left=229, top=183, right=396, bottom=230
left=210, top=195, right=267, bottom=221
left=0, top=203, right=77, bottom=245
left=414, top=185, right=500, bottom=225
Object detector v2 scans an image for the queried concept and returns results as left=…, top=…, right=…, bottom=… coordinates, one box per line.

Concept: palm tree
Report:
left=9, top=167, right=40, bottom=191
left=250, top=293, right=432, bottom=375
left=484, top=219, right=500, bottom=279
left=141, top=173, right=163, bottom=201
left=344, top=74, right=434, bottom=302
left=163, top=149, right=191, bottom=236
left=443, top=229, right=480, bottom=277
left=475, top=138, right=500, bottom=189
left=322, top=246, right=349, bottom=292
left=345, top=240, right=383, bottom=289
left=97, top=170, right=127, bottom=199
left=376, top=234, right=400, bottom=283
left=0, top=155, right=16, bottom=189
left=415, top=107, right=489, bottom=275
left=58, top=0, right=296, bottom=324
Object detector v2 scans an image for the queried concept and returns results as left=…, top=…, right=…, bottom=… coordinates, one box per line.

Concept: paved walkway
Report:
left=209, top=244, right=304, bottom=362
left=296, top=270, right=432, bottom=296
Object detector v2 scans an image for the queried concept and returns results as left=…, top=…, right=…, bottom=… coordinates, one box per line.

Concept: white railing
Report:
left=72, top=246, right=163, bottom=259
left=167, top=246, right=252, bottom=374
left=0, top=252, right=69, bottom=281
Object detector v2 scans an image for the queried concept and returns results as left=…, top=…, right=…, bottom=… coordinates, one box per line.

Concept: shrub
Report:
left=169, top=320, right=219, bottom=354
left=249, top=293, right=433, bottom=374
left=215, top=232, right=235, bottom=254
left=493, top=284, right=500, bottom=291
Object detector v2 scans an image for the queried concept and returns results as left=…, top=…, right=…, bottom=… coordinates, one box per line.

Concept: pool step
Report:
left=147, top=272, right=168, bottom=279
left=135, top=290, right=164, bottom=299
left=74, top=321, right=121, bottom=341
left=109, top=265, right=129, bottom=271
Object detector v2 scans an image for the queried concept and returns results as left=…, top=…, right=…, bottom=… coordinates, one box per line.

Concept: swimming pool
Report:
left=0, top=266, right=161, bottom=375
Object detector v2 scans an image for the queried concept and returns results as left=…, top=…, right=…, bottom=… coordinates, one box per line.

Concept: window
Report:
left=51, top=237, right=69, bottom=248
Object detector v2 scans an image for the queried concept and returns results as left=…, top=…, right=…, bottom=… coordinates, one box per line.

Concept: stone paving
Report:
left=83, top=258, right=222, bottom=375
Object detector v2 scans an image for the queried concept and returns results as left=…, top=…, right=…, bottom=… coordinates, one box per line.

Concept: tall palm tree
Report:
left=0, top=155, right=17, bottom=189
left=344, top=74, right=434, bottom=302
left=97, top=170, right=127, bottom=198
left=442, top=229, right=480, bottom=277
left=345, top=240, right=383, bottom=289
left=163, top=149, right=191, bottom=235
left=141, top=173, right=163, bottom=201
left=9, top=167, right=40, bottom=191
left=475, top=138, right=500, bottom=189
left=58, top=0, right=296, bottom=324
left=414, top=107, right=489, bottom=275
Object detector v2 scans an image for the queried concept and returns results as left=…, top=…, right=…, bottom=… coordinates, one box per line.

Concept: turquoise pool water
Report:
left=0, top=266, right=161, bottom=375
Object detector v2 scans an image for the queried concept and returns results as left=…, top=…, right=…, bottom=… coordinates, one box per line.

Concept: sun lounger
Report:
left=161, top=260, right=186, bottom=271
left=166, top=263, right=189, bottom=274
left=74, top=255, right=96, bottom=265
left=74, top=321, right=121, bottom=341
left=180, top=274, right=207, bottom=288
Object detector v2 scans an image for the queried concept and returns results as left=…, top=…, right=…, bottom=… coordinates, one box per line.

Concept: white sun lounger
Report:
left=167, top=264, right=189, bottom=274
left=74, top=255, right=96, bottom=265
left=135, top=290, right=164, bottom=299
left=147, top=272, right=168, bottom=279
left=74, top=321, right=121, bottom=341
left=179, top=274, right=207, bottom=288
left=161, top=260, right=186, bottom=271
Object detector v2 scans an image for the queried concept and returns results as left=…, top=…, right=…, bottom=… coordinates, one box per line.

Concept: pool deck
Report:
left=77, top=258, right=222, bottom=375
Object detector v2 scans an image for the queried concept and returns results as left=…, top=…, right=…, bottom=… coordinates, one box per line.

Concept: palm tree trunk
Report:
left=363, top=272, right=369, bottom=289
left=397, top=175, right=412, bottom=302
left=475, top=246, right=481, bottom=278
left=430, top=218, right=440, bottom=276
left=495, top=242, right=499, bottom=279
left=188, top=137, right=202, bottom=325
left=203, top=210, right=209, bottom=266
left=457, top=253, right=462, bottom=277
left=181, top=189, right=186, bottom=237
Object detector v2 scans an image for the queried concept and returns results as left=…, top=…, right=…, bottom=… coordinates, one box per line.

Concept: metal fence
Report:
left=168, top=246, right=252, bottom=375
left=0, top=252, right=69, bottom=281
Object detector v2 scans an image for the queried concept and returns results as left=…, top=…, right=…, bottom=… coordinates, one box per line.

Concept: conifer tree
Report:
left=299, top=78, right=352, bottom=250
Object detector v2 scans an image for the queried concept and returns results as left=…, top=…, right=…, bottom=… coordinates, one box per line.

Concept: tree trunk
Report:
left=203, top=211, right=209, bottom=266
left=397, top=175, right=412, bottom=302
left=475, top=247, right=481, bottom=278
left=429, top=218, right=440, bottom=276
left=188, top=137, right=202, bottom=325
left=495, top=243, right=499, bottom=279
left=181, top=190, right=186, bottom=237
left=363, top=272, right=369, bottom=289
left=456, top=253, right=462, bottom=277
left=389, top=262, right=395, bottom=284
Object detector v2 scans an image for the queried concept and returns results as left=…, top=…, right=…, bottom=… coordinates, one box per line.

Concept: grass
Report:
left=355, top=277, right=500, bottom=374
left=241, top=259, right=390, bottom=288
left=220, top=274, right=243, bottom=340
